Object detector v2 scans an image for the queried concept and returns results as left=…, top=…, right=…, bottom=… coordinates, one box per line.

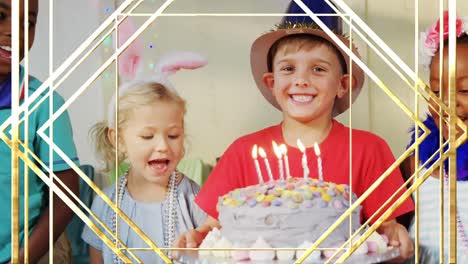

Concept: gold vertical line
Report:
left=114, top=13, right=120, bottom=259
left=438, top=4, right=445, bottom=262
left=11, top=0, right=20, bottom=262
left=23, top=0, right=30, bottom=262
left=49, top=0, right=54, bottom=262
left=413, top=1, right=419, bottom=263
left=348, top=16, right=353, bottom=252
left=1, top=0, right=138, bottom=123
left=447, top=1, right=457, bottom=262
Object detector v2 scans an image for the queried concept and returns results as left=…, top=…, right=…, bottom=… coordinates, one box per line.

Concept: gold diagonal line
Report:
left=322, top=139, right=430, bottom=262
left=326, top=0, right=428, bottom=93
left=286, top=1, right=432, bottom=262
left=333, top=132, right=467, bottom=262
left=327, top=133, right=465, bottom=262
left=0, top=5, right=143, bottom=132
left=297, top=131, right=428, bottom=263
left=0, top=0, right=138, bottom=125
left=294, top=0, right=424, bottom=127
left=0, top=131, right=134, bottom=260
left=335, top=145, right=462, bottom=263
left=326, top=161, right=412, bottom=260
left=36, top=0, right=175, bottom=138
left=14, top=149, right=134, bottom=262
left=0, top=133, right=141, bottom=262
left=34, top=128, right=172, bottom=262
left=323, top=0, right=458, bottom=120
left=52, top=1, right=143, bottom=99
left=323, top=1, right=417, bottom=92
left=331, top=141, right=463, bottom=263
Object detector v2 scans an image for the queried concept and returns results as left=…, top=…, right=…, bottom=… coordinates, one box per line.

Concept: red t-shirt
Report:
left=195, top=120, right=414, bottom=223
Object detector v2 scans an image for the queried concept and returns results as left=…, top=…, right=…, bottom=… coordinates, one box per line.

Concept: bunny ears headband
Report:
left=419, top=11, right=468, bottom=68
left=106, top=19, right=207, bottom=128
left=107, top=51, right=207, bottom=128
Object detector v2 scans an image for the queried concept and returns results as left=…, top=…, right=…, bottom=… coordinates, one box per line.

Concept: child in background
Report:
left=81, top=52, right=207, bottom=264
left=401, top=11, right=468, bottom=263
left=175, top=24, right=415, bottom=260
left=0, top=0, right=80, bottom=263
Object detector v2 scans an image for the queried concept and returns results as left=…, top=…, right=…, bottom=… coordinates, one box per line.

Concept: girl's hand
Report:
left=173, top=229, right=206, bottom=248
left=378, top=219, right=415, bottom=262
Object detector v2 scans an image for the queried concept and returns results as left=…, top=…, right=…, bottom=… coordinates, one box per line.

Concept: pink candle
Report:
left=251, top=145, right=264, bottom=184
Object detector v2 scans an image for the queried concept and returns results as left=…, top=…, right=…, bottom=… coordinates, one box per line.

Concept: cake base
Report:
left=173, top=247, right=400, bottom=264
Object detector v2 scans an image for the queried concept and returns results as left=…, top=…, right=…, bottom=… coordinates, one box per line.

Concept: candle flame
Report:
left=279, top=144, right=287, bottom=155
left=251, top=144, right=258, bottom=159
left=258, top=147, right=267, bottom=158
left=297, top=139, right=305, bottom=152
left=272, top=141, right=282, bottom=159
left=314, top=142, right=321, bottom=156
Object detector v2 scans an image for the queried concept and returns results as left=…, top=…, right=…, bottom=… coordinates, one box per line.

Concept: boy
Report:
left=176, top=25, right=415, bottom=260
left=0, top=0, right=79, bottom=263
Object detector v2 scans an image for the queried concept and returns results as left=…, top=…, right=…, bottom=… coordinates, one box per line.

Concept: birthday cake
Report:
left=199, top=178, right=390, bottom=261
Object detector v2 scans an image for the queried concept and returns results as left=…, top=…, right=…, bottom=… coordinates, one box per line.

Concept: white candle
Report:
left=314, top=143, right=323, bottom=182
left=272, top=141, right=284, bottom=181
left=279, top=144, right=291, bottom=179
left=297, top=139, right=309, bottom=179
left=251, top=145, right=264, bottom=184
left=258, top=147, right=274, bottom=182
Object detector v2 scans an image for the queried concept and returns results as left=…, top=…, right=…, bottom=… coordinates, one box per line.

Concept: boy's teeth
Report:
left=0, top=46, right=11, bottom=51
left=292, top=95, right=313, bottom=103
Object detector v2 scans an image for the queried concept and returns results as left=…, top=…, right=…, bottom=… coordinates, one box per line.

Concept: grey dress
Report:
left=82, top=175, right=207, bottom=263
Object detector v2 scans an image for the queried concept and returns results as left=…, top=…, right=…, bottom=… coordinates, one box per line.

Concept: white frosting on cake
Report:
left=217, top=178, right=361, bottom=248
left=276, top=249, right=295, bottom=261
left=248, top=237, right=275, bottom=261
left=211, top=237, right=233, bottom=258
left=199, top=178, right=395, bottom=261
left=198, top=227, right=222, bottom=256
left=296, top=240, right=321, bottom=262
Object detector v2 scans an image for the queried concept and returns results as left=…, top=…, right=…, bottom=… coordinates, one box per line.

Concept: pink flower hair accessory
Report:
left=420, top=11, right=468, bottom=68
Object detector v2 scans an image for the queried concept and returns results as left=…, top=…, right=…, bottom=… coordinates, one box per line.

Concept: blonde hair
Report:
left=90, top=83, right=186, bottom=172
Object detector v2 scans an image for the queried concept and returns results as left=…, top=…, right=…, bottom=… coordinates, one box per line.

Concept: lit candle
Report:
left=258, top=147, right=274, bottom=182
left=251, top=145, right=264, bottom=184
left=314, top=143, right=323, bottom=182
left=272, top=141, right=284, bottom=181
left=279, top=144, right=291, bottom=179
left=297, top=139, right=309, bottom=179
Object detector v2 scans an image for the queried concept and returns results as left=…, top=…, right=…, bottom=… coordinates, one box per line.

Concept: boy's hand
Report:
left=378, top=219, right=414, bottom=262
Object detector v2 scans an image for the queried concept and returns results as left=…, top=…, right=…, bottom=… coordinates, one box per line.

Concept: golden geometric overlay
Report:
left=3, top=0, right=466, bottom=263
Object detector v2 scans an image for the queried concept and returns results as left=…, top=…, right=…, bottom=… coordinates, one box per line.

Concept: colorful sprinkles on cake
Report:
left=219, top=178, right=351, bottom=211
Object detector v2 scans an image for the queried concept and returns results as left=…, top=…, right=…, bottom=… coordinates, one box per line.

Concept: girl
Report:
left=81, top=52, right=208, bottom=263
left=402, top=11, right=468, bottom=263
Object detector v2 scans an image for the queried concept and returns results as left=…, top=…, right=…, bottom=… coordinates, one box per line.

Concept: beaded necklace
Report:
left=112, top=170, right=179, bottom=263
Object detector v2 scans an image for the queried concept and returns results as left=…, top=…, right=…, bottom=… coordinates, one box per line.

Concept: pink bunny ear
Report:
left=154, top=52, right=208, bottom=76
left=118, top=17, right=143, bottom=79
